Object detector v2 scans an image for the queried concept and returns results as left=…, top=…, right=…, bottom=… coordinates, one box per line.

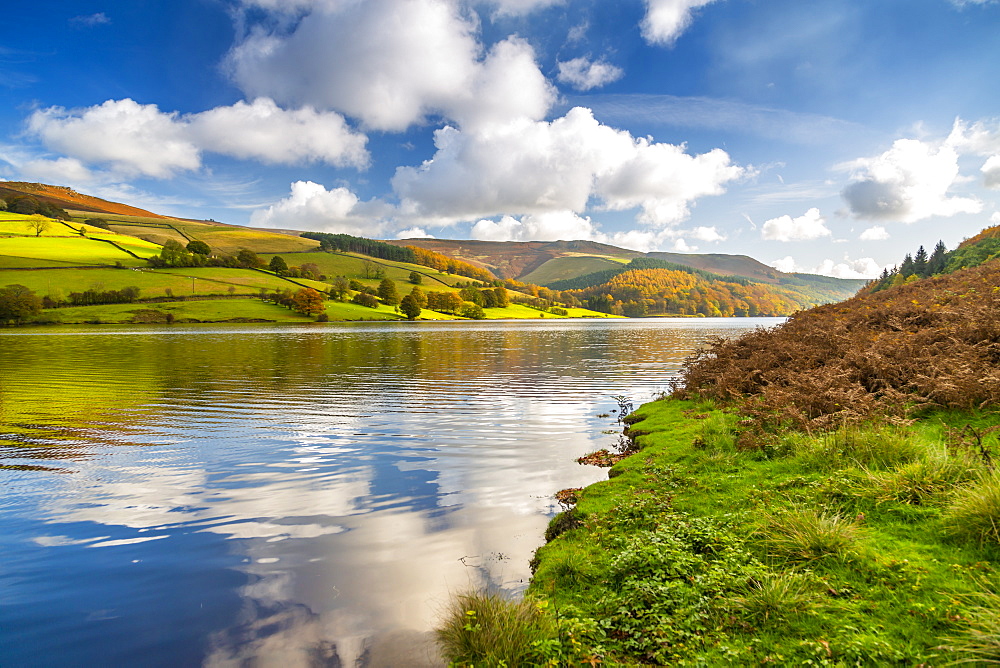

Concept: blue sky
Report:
left=2, top=0, right=999, bottom=277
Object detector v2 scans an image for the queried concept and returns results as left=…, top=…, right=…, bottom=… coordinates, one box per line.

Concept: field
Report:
left=262, top=251, right=467, bottom=288
left=0, top=237, right=150, bottom=267
left=0, top=266, right=323, bottom=300
left=44, top=299, right=311, bottom=324
left=519, top=255, right=628, bottom=286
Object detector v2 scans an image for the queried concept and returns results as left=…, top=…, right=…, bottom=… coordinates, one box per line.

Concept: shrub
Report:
left=351, top=292, right=379, bottom=308
left=942, top=471, right=1000, bottom=547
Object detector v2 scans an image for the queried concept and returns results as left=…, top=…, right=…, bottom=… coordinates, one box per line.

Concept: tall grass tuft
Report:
left=760, top=509, right=861, bottom=562
left=942, top=471, right=1000, bottom=547
left=864, top=450, right=979, bottom=505
left=730, top=571, right=822, bottom=625
left=436, top=592, right=554, bottom=666
left=938, top=587, right=1000, bottom=664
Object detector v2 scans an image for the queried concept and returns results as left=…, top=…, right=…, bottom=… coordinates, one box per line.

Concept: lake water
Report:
left=0, top=318, right=776, bottom=667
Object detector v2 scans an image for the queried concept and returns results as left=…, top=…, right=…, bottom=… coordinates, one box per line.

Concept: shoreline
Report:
left=450, top=396, right=1000, bottom=665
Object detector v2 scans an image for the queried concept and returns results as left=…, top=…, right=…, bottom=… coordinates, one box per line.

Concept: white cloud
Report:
left=840, top=137, right=982, bottom=222
left=991, top=212, right=1000, bottom=225
left=689, top=225, right=726, bottom=242
left=392, top=107, right=744, bottom=227
left=249, top=181, right=392, bottom=236
left=761, top=208, right=831, bottom=241
left=70, top=12, right=111, bottom=27
left=27, top=99, right=199, bottom=179
left=641, top=0, right=718, bottom=46
left=396, top=227, right=435, bottom=239
left=981, top=155, right=1000, bottom=189
left=770, top=255, right=881, bottom=279
left=672, top=238, right=696, bottom=251
left=227, top=0, right=554, bottom=132
left=557, top=56, right=624, bottom=91
left=19, top=157, right=99, bottom=184
left=25, top=98, right=368, bottom=179
left=482, top=0, right=565, bottom=16
left=471, top=211, right=600, bottom=242
left=189, top=98, right=368, bottom=168
left=859, top=225, right=889, bottom=240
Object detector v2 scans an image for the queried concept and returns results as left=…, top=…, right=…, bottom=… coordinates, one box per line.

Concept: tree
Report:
left=269, top=255, right=289, bottom=274
left=330, top=276, right=350, bottom=301
left=292, top=288, right=326, bottom=316
left=27, top=215, right=50, bottom=237
left=399, top=294, right=422, bottom=320
left=409, top=286, right=427, bottom=308
left=378, top=278, right=400, bottom=305
left=352, top=292, right=380, bottom=308
left=187, top=240, right=211, bottom=255
left=928, top=241, right=947, bottom=276
left=237, top=249, right=264, bottom=269
left=913, top=245, right=929, bottom=277
left=409, top=271, right=423, bottom=285
left=300, top=263, right=321, bottom=280
left=459, top=302, right=486, bottom=320
left=158, top=240, right=191, bottom=266
left=494, top=285, right=510, bottom=308
left=0, top=284, right=42, bottom=324
left=85, top=218, right=110, bottom=230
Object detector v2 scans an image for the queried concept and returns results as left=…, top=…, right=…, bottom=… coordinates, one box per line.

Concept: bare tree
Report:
left=27, top=215, right=50, bottom=237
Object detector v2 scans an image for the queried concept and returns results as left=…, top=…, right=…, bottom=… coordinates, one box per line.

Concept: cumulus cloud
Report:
left=641, top=0, right=718, bottom=45
left=771, top=255, right=881, bottom=279
left=19, top=157, right=99, bottom=184
left=249, top=181, right=393, bottom=235
left=27, top=99, right=199, bottom=179
left=992, top=211, right=1000, bottom=225
left=393, top=107, right=744, bottom=227
left=471, top=211, right=600, bottom=242
left=840, top=137, right=982, bottom=223
left=557, top=56, right=624, bottom=91
left=188, top=98, right=368, bottom=167
left=689, top=225, right=726, bottom=242
left=396, top=227, right=435, bottom=239
left=859, top=225, right=889, bottom=240
left=26, top=98, right=368, bottom=178
left=227, top=0, right=554, bottom=132
left=761, top=208, right=831, bottom=241
left=981, top=155, right=1000, bottom=189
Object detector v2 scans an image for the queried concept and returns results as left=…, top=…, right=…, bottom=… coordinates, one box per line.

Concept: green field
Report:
left=0, top=236, right=149, bottom=266
left=519, top=255, right=628, bottom=286
left=0, top=266, right=322, bottom=300
left=43, top=298, right=311, bottom=324
left=262, top=251, right=466, bottom=288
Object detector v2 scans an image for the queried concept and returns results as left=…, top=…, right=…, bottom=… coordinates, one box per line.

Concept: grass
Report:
left=519, top=255, right=629, bottom=286
left=943, top=470, right=1000, bottom=547
left=0, top=236, right=149, bottom=266
left=443, top=399, right=1000, bottom=666
left=260, top=251, right=465, bottom=288
left=43, top=298, right=313, bottom=324
left=436, top=592, right=558, bottom=667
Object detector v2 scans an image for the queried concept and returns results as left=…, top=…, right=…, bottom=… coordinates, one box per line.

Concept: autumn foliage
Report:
left=679, top=260, right=1000, bottom=432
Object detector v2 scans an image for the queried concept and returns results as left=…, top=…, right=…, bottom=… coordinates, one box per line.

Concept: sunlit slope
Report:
left=519, top=256, right=627, bottom=286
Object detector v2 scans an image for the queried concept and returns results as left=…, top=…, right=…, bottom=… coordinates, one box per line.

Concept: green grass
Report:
left=519, top=255, right=628, bottom=286
left=0, top=236, right=149, bottom=266
left=446, top=398, right=1000, bottom=666
left=42, top=298, right=313, bottom=324
left=261, top=251, right=465, bottom=288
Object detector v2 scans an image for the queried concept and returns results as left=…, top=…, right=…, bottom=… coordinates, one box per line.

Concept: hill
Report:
left=393, top=237, right=865, bottom=305
left=0, top=182, right=169, bottom=219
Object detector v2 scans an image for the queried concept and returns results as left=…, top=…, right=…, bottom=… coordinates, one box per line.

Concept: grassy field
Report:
left=173, top=222, right=319, bottom=254
left=0, top=266, right=322, bottom=300
left=0, top=237, right=149, bottom=267
left=262, top=251, right=467, bottom=288
left=519, top=255, right=629, bottom=286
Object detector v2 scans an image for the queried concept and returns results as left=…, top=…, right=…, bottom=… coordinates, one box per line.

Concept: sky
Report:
left=2, top=0, right=999, bottom=278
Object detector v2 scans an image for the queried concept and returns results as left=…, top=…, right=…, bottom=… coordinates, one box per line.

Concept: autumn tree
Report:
left=292, top=288, right=326, bottom=316
left=399, top=294, right=421, bottom=320
left=378, top=278, right=400, bottom=305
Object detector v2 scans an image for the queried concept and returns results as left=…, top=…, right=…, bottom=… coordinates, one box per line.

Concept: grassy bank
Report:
left=441, top=399, right=1000, bottom=665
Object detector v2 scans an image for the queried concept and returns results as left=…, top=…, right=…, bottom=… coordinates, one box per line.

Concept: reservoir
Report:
left=0, top=318, right=774, bottom=666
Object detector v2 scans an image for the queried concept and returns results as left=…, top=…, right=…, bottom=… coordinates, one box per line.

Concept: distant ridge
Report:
left=0, top=182, right=168, bottom=219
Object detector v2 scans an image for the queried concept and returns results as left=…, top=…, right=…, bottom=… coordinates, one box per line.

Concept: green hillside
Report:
left=519, top=255, right=626, bottom=285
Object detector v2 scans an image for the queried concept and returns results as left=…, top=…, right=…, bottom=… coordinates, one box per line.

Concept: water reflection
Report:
left=0, top=319, right=775, bottom=666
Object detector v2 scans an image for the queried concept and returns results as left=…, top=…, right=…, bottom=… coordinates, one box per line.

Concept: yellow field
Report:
left=0, top=237, right=149, bottom=266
